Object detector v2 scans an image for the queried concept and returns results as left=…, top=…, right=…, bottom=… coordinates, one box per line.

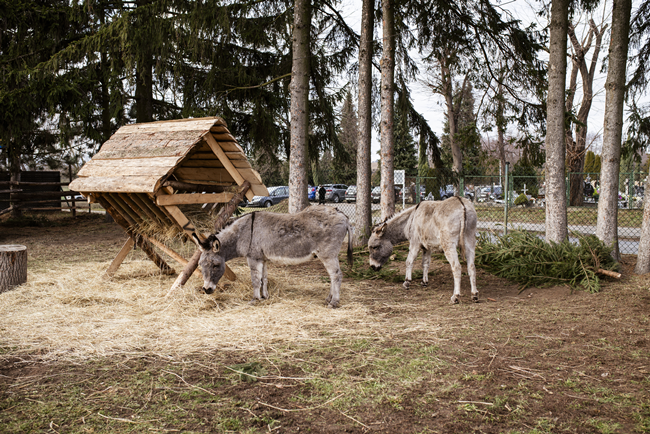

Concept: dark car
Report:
left=345, top=185, right=357, bottom=202
left=247, top=185, right=289, bottom=207
left=324, top=184, right=348, bottom=203
left=371, top=186, right=401, bottom=203
left=440, top=185, right=455, bottom=199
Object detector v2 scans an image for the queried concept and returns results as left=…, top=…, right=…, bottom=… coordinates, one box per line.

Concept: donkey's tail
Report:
left=347, top=222, right=354, bottom=267
left=457, top=196, right=467, bottom=261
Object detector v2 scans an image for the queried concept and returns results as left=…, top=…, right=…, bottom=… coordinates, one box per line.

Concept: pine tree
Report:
left=334, top=92, right=358, bottom=184
left=584, top=150, right=596, bottom=173
left=394, top=111, right=418, bottom=175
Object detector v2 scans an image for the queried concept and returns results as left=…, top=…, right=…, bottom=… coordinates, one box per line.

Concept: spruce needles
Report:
left=475, top=231, right=619, bottom=293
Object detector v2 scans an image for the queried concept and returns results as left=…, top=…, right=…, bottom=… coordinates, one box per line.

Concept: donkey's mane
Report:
left=372, top=204, right=418, bottom=229
left=215, top=211, right=255, bottom=235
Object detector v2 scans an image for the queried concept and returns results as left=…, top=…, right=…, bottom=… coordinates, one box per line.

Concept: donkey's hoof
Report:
left=472, top=295, right=479, bottom=303
left=249, top=298, right=260, bottom=306
left=421, top=281, right=428, bottom=287
left=403, top=280, right=411, bottom=290
left=327, top=301, right=339, bottom=309
left=450, top=296, right=460, bottom=304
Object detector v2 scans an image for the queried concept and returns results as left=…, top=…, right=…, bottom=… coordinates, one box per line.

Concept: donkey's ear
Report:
left=192, top=233, right=211, bottom=252
left=374, top=222, right=387, bottom=237
left=211, top=237, right=221, bottom=253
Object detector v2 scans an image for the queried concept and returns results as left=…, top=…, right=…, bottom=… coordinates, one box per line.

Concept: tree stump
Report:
left=0, top=245, right=28, bottom=293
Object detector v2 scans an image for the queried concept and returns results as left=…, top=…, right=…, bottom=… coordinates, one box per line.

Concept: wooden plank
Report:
left=215, top=141, right=245, bottom=153
left=115, top=117, right=224, bottom=135
left=203, top=134, right=255, bottom=201
left=96, top=195, right=174, bottom=275
left=175, top=167, right=236, bottom=184
left=224, top=151, right=247, bottom=160
left=106, top=237, right=135, bottom=277
left=139, top=235, right=200, bottom=279
left=95, top=135, right=203, bottom=160
left=129, top=193, right=161, bottom=223
left=183, top=158, right=253, bottom=169
left=211, top=132, right=237, bottom=143
left=156, top=193, right=234, bottom=206
left=69, top=175, right=162, bottom=194
left=156, top=188, right=198, bottom=237
left=137, top=193, right=174, bottom=225
left=121, top=193, right=152, bottom=224
left=77, top=157, right=179, bottom=178
left=102, top=194, right=137, bottom=226
left=112, top=194, right=142, bottom=224
left=77, top=164, right=173, bottom=179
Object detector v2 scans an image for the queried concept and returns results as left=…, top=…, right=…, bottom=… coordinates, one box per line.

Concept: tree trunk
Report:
left=356, top=0, right=374, bottom=244
left=0, top=245, right=27, bottom=292
left=135, top=57, right=153, bottom=123
left=9, top=147, right=21, bottom=218
left=380, top=0, right=396, bottom=220
left=288, top=0, right=310, bottom=214
left=567, top=20, right=606, bottom=206
left=596, top=0, right=632, bottom=261
left=496, top=82, right=506, bottom=187
left=635, top=175, right=650, bottom=273
left=545, top=0, right=570, bottom=243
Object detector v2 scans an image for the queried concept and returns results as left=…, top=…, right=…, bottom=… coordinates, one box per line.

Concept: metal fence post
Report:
left=504, top=162, right=510, bottom=235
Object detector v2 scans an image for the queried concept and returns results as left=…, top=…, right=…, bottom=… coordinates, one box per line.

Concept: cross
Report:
left=522, top=184, right=528, bottom=195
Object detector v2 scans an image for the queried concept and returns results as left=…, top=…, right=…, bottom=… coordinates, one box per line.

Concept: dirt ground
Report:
left=0, top=212, right=649, bottom=433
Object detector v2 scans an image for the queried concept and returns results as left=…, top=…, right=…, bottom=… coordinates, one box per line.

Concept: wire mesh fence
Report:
left=229, top=171, right=646, bottom=255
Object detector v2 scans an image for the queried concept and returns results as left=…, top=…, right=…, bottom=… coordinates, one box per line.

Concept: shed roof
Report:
left=70, top=117, right=267, bottom=199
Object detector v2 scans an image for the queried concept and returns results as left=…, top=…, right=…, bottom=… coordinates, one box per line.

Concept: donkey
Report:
left=193, top=206, right=353, bottom=308
left=367, top=197, right=478, bottom=304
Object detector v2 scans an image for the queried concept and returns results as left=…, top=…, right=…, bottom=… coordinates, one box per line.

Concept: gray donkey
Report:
left=193, top=206, right=353, bottom=308
left=368, top=197, right=478, bottom=304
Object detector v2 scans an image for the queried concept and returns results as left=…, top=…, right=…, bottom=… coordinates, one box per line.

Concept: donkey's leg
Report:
left=442, top=242, right=462, bottom=304
left=403, top=241, right=421, bottom=289
left=321, top=256, right=342, bottom=308
left=247, top=258, right=264, bottom=303
left=421, top=248, right=431, bottom=287
left=261, top=260, right=269, bottom=299
left=466, top=236, right=478, bottom=302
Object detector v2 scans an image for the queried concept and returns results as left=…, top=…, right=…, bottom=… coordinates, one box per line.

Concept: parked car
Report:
left=490, top=186, right=503, bottom=201
left=247, top=185, right=289, bottom=207
left=308, top=185, right=317, bottom=201
left=345, top=185, right=357, bottom=202
left=440, top=184, right=455, bottom=199
left=324, top=184, right=348, bottom=203
left=371, top=186, right=401, bottom=203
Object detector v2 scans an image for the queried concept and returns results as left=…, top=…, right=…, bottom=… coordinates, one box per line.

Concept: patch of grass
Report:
left=587, top=418, right=622, bottom=434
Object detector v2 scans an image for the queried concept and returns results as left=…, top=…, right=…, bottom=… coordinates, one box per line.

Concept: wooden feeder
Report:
left=69, top=116, right=268, bottom=280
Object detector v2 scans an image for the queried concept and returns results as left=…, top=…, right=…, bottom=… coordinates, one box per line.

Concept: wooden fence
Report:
left=0, top=171, right=90, bottom=217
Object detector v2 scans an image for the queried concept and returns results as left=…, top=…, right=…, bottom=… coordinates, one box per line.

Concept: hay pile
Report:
left=0, top=253, right=379, bottom=361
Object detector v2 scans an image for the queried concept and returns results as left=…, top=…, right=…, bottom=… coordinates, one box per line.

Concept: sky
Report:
left=336, top=0, right=641, bottom=161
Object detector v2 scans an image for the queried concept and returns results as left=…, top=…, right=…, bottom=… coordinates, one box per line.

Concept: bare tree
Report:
left=566, top=18, right=607, bottom=206
left=545, top=0, right=571, bottom=243
left=288, top=0, right=311, bottom=213
left=596, top=0, right=632, bottom=261
left=380, top=0, right=396, bottom=220
left=356, top=0, right=374, bottom=244
left=635, top=175, right=650, bottom=273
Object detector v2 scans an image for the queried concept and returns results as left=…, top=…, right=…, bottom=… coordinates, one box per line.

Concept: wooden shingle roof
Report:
left=70, top=117, right=267, bottom=200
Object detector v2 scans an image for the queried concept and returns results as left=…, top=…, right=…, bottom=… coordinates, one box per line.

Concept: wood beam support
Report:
left=166, top=181, right=250, bottom=297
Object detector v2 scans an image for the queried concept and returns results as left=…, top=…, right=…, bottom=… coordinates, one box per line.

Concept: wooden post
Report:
left=95, top=195, right=174, bottom=275
left=0, top=245, right=28, bottom=292
left=166, top=181, right=250, bottom=297
left=68, top=163, right=76, bottom=218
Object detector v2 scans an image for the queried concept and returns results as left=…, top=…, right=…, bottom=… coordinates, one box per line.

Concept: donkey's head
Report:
left=192, top=233, right=226, bottom=294
left=367, top=222, right=393, bottom=271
